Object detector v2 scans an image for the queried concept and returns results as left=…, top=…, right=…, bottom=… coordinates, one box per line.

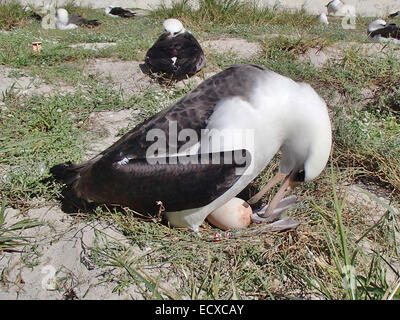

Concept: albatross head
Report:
left=249, top=77, right=332, bottom=215
left=368, top=19, right=387, bottom=33
left=278, top=86, right=332, bottom=186
left=104, top=6, right=113, bottom=14
left=55, top=8, right=69, bottom=25
left=162, top=18, right=185, bottom=36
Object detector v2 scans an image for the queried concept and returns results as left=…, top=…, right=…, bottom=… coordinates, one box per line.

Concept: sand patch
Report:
left=0, top=205, right=148, bottom=299
left=298, top=46, right=341, bottom=68
left=203, top=38, right=262, bottom=60
left=339, top=182, right=398, bottom=231
left=84, top=59, right=156, bottom=97
left=299, top=42, right=400, bottom=68
left=0, top=66, right=73, bottom=96
left=69, top=42, right=117, bottom=50
left=175, top=63, right=222, bottom=89
left=84, top=109, right=140, bottom=158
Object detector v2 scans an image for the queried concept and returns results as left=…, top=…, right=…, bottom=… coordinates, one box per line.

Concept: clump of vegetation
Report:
left=0, top=0, right=36, bottom=30
left=151, top=0, right=316, bottom=28
left=0, top=199, right=43, bottom=252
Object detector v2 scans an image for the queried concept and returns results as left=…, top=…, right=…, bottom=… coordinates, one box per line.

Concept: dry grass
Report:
left=0, top=0, right=32, bottom=30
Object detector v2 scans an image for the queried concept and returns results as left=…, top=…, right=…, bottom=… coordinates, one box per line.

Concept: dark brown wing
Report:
left=69, top=13, right=100, bottom=27
left=388, top=11, right=400, bottom=18
left=73, top=150, right=251, bottom=212
left=174, top=33, right=206, bottom=78
left=110, top=7, right=136, bottom=18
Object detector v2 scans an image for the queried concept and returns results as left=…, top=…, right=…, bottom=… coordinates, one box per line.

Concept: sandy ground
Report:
left=0, top=206, right=143, bottom=299
left=83, top=59, right=156, bottom=97
left=298, top=41, right=400, bottom=68
left=0, top=66, right=74, bottom=97
left=85, top=108, right=140, bottom=157
left=1, top=182, right=395, bottom=299
left=203, top=38, right=263, bottom=60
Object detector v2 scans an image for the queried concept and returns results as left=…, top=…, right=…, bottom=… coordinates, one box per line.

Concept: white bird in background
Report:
left=326, top=0, right=344, bottom=16
left=55, top=8, right=78, bottom=30
left=54, top=8, right=100, bottom=30
left=318, top=13, right=329, bottom=25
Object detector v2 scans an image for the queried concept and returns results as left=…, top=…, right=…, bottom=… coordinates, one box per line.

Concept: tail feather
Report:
left=122, top=12, right=136, bottom=18
left=83, top=19, right=100, bottom=27
left=50, top=162, right=82, bottom=185
left=69, top=14, right=101, bottom=27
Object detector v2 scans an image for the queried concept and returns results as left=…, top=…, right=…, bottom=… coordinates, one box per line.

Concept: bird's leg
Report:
left=250, top=173, right=301, bottom=231
left=263, top=173, right=299, bottom=216
left=247, top=172, right=286, bottom=204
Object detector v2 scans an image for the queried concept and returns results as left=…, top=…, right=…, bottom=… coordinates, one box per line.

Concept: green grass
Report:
left=310, top=169, right=400, bottom=299
left=0, top=0, right=32, bottom=30
left=0, top=199, right=43, bottom=252
left=0, top=0, right=399, bottom=300
left=0, top=80, right=130, bottom=204
left=152, top=0, right=317, bottom=28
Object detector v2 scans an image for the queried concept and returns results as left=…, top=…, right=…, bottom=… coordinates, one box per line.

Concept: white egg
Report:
left=206, top=197, right=252, bottom=230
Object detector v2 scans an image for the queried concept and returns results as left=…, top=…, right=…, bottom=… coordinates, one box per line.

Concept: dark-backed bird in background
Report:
left=144, top=18, right=206, bottom=80
left=104, top=6, right=136, bottom=18
left=388, top=11, right=400, bottom=19
left=51, top=64, right=332, bottom=232
left=368, top=19, right=400, bottom=44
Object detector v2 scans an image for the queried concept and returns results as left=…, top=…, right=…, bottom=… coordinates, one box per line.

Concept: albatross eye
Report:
left=292, top=169, right=305, bottom=183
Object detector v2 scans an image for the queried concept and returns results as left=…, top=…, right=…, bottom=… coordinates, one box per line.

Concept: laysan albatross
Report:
left=388, top=11, right=400, bottom=19
left=367, top=19, right=400, bottom=44
left=51, top=64, right=332, bottom=232
left=104, top=6, right=136, bottom=18
left=144, top=18, right=206, bottom=80
left=55, top=8, right=100, bottom=30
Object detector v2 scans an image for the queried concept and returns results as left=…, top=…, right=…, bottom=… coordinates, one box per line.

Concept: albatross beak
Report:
left=248, top=172, right=286, bottom=204
left=263, top=174, right=299, bottom=217
left=248, top=172, right=300, bottom=222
